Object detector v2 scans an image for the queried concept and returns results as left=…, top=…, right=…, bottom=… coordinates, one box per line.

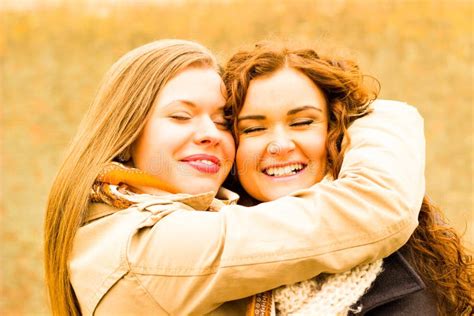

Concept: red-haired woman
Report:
left=223, top=41, right=472, bottom=315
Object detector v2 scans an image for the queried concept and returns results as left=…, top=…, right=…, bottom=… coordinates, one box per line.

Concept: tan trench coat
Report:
left=69, top=100, right=425, bottom=315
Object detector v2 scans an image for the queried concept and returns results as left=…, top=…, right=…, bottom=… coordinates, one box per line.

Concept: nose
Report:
left=193, top=116, right=222, bottom=146
left=266, top=126, right=295, bottom=155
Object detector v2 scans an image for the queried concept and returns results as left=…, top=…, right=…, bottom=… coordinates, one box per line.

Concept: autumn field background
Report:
left=1, top=0, right=473, bottom=314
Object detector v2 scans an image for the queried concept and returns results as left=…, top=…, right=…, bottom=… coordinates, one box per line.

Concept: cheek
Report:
left=132, top=137, right=169, bottom=174
left=313, top=136, right=327, bottom=158
left=236, top=138, right=264, bottom=176
left=305, top=130, right=327, bottom=159
left=222, top=132, right=236, bottom=164
left=131, top=131, right=152, bottom=167
left=132, top=122, right=184, bottom=167
left=235, top=145, right=247, bottom=173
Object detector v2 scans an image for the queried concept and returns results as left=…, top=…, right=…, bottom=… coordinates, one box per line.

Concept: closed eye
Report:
left=169, top=113, right=192, bottom=121
left=240, top=126, right=266, bottom=134
left=290, top=119, right=314, bottom=127
left=214, top=120, right=231, bottom=130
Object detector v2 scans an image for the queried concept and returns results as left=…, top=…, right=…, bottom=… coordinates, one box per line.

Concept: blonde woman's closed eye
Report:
left=214, top=120, right=231, bottom=130
left=169, top=112, right=192, bottom=121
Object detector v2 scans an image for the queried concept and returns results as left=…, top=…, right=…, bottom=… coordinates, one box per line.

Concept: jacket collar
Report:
left=356, top=249, right=426, bottom=314
left=84, top=187, right=239, bottom=224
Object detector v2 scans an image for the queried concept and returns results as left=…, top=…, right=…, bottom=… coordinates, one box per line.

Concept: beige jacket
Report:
left=69, top=100, right=425, bottom=315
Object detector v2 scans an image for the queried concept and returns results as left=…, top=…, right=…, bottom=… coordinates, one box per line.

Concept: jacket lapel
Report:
left=355, top=250, right=426, bottom=314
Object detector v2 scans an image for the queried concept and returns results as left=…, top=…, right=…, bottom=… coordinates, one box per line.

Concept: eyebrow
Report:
left=163, top=100, right=225, bottom=111
left=237, top=114, right=266, bottom=122
left=238, top=105, right=323, bottom=122
left=163, top=99, right=197, bottom=109
left=287, top=105, right=323, bottom=115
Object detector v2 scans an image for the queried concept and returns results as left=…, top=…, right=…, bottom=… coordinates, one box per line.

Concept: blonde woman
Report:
left=223, top=42, right=472, bottom=315
left=45, top=39, right=426, bottom=315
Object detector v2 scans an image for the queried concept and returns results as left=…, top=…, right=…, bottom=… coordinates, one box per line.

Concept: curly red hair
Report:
left=223, top=41, right=473, bottom=315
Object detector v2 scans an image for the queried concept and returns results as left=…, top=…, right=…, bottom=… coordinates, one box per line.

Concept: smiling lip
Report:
left=261, top=161, right=307, bottom=178
left=181, top=154, right=221, bottom=174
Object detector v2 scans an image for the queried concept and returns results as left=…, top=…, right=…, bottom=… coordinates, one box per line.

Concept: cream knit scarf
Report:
left=273, top=259, right=383, bottom=315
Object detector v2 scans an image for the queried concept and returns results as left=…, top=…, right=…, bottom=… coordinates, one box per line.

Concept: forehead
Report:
left=241, top=67, right=327, bottom=114
left=156, top=67, right=225, bottom=108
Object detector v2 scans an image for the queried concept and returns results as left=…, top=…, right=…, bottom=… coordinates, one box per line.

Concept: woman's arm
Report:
left=71, top=100, right=425, bottom=314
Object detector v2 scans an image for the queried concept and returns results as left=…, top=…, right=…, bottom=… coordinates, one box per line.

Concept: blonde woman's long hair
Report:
left=44, top=39, right=218, bottom=316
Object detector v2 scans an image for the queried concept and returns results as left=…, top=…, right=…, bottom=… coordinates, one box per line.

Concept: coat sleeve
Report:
left=128, top=100, right=425, bottom=314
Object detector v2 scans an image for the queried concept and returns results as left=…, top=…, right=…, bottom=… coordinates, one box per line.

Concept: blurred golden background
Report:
left=1, top=0, right=472, bottom=314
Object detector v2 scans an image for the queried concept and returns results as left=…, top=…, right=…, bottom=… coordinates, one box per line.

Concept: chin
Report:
left=267, top=192, right=288, bottom=201
left=180, top=183, right=220, bottom=195
left=257, top=186, right=304, bottom=202
left=250, top=191, right=282, bottom=202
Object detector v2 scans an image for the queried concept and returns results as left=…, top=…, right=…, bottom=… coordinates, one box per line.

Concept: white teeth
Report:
left=264, top=163, right=305, bottom=176
left=196, top=160, right=215, bottom=165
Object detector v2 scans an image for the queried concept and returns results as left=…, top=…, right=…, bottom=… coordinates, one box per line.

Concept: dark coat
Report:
left=351, top=249, right=438, bottom=315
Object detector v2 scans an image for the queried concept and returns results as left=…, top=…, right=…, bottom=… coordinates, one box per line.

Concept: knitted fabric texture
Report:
left=274, top=259, right=383, bottom=315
